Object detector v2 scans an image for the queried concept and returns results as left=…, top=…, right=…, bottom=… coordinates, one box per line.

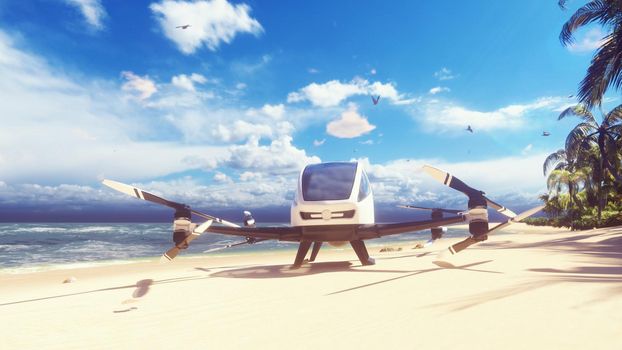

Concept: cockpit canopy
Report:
left=301, top=162, right=371, bottom=202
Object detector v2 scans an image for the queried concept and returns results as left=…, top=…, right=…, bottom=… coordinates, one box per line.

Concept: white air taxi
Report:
left=103, top=162, right=542, bottom=268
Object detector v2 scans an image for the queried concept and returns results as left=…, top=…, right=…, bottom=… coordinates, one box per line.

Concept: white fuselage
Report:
left=290, top=161, right=375, bottom=227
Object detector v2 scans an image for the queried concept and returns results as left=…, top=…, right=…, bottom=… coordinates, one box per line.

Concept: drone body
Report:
left=103, top=162, right=541, bottom=268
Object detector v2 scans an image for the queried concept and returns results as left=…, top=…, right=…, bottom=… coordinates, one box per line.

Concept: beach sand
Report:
left=1, top=223, right=621, bottom=349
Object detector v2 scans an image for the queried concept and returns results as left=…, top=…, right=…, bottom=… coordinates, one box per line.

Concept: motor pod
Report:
left=173, top=207, right=195, bottom=249
left=467, top=194, right=489, bottom=241
left=243, top=210, right=256, bottom=228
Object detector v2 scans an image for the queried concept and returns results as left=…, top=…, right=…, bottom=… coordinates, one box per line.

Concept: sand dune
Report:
left=1, top=223, right=621, bottom=349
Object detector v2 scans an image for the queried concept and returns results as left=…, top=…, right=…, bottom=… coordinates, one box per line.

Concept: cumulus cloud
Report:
left=434, top=67, right=456, bottom=81
left=326, top=104, right=376, bottom=138
left=213, top=171, right=232, bottom=183
left=259, top=103, right=285, bottom=119
left=417, top=97, right=568, bottom=132
left=567, top=28, right=606, bottom=53
left=171, top=73, right=207, bottom=91
left=225, top=135, right=321, bottom=173
left=121, top=71, right=157, bottom=100
left=64, top=0, right=107, bottom=30
left=287, top=78, right=403, bottom=107
left=358, top=153, right=547, bottom=207
left=0, top=29, right=321, bottom=189
left=150, top=0, right=263, bottom=54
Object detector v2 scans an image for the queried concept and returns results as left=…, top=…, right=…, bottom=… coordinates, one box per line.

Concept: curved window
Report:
left=302, top=162, right=357, bottom=201
left=357, top=171, right=371, bottom=202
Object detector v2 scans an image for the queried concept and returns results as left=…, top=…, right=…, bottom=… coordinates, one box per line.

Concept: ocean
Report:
left=0, top=223, right=472, bottom=273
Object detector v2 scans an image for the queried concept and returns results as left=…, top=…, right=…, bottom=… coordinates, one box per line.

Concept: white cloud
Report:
left=567, top=28, right=606, bottom=53
left=359, top=153, right=547, bottom=207
left=235, top=82, right=247, bottom=90
left=287, top=78, right=404, bottom=107
left=239, top=171, right=262, bottom=181
left=171, top=73, right=207, bottom=91
left=417, top=96, right=568, bottom=132
left=313, top=139, right=325, bottom=147
left=64, top=0, right=107, bottom=30
left=522, top=144, right=533, bottom=155
left=213, top=171, right=232, bottom=183
left=0, top=152, right=546, bottom=210
left=150, top=0, right=263, bottom=54
left=308, top=68, right=319, bottom=74
left=370, top=68, right=377, bottom=75
left=225, top=135, right=321, bottom=173
left=121, top=71, right=157, bottom=100
left=434, top=67, right=456, bottom=81
left=260, top=103, right=285, bottom=119
left=429, top=86, right=450, bottom=95
left=326, top=104, right=376, bottom=138
left=0, top=29, right=322, bottom=188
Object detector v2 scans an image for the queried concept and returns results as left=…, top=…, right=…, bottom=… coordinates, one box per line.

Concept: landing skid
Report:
left=350, top=240, right=375, bottom=266
left=290, top=240, right=375, bottom=269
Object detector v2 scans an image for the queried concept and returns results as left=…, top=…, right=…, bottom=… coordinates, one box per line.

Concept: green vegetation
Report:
left=533, top=2, right=622, bottom=229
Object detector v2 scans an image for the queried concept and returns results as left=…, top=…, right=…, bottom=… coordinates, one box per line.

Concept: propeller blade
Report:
left=103, top=179, right=181, bottom=209
left=160, top=220, right=213, bottom=262
left=103, top=179, right=240, bottom=228
left=397, top=204, right=462, bottom=214
left=437, top=205, right=544, bottom=259
left=422, top=165, right=480, bottom=196
left=422, top=166, right=516, bottom=218
left=483, top=197, right=517, bottom=218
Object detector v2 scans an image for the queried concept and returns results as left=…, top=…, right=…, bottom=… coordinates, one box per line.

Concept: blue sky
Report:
left=0, top=0, right=616, bottom=221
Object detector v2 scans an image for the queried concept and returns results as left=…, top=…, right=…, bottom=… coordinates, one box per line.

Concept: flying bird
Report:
left=176, top=25, right=191, bottom=29
left=371, top=95, right=380, bottom=105
left=567, top=94, right=574, bottom=98
left=466, top=125, right=473, bottom=133
left=542, top=131, right=550, bottom=136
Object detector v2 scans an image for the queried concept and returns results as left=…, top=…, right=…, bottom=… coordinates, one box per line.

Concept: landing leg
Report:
left=350, top=240, right=375, bottom=266
left=309, top=242, right=322, bottom=262
left=292, top=241, right=312, bottom=268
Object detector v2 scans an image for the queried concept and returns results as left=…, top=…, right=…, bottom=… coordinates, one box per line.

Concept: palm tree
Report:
left=558, top=0, right=622, bottom=107
left=558, top=104, right=622, bottom=184
left=546, top=168, right=589, bottom=229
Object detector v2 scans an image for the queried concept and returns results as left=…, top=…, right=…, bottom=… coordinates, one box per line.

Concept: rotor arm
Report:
left=357, top=215, right=466, bottom=240
left=205, top=225, right=302, bottom=241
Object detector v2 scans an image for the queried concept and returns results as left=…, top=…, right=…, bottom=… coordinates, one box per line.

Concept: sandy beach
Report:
left=1, top=223, right=621, bottom=349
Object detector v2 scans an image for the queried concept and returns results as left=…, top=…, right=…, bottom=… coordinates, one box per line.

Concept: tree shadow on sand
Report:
left=425, top=227, right=622, bottom=313
left=327, top=260, right=500, bottom=296
left=0, top=276, right=207, bottom=307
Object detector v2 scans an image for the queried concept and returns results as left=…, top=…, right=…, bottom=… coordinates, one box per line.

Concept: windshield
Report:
left=301, top=162, right=357, bottom=201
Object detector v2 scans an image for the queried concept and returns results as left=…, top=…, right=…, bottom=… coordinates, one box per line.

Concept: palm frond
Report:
left=543, top=149, right=568, bottom=176
left=577, top=33, right=621, bottom=107
left=605, top=103, right=622, bottom=125
left=560, top=1, right=611, bottom=45
left=565, top=122, right=598, bottom=158
left=557, top=104, right=597, bottom=124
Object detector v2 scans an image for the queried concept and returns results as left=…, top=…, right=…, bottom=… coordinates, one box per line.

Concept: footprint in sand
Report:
left=117, top=279, right=154, bottom=312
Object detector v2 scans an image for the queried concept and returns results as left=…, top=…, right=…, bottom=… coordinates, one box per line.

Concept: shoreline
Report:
left=0, top=223, right=571, bottom=275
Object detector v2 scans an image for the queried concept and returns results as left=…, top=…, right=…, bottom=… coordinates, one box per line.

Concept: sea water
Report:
left=0, top=222, right=471, bottom=273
